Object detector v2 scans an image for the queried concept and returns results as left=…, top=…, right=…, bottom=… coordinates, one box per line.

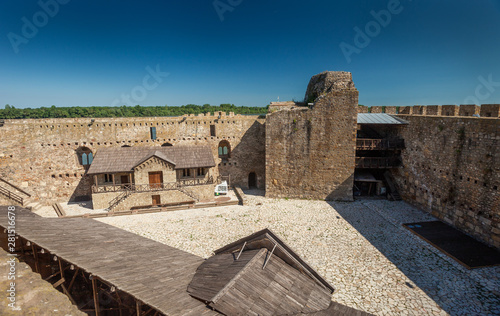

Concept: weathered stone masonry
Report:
left=391, top=115, right=500, bottom=248
left=0, top=113, right=265, bottom=205
left=265, top=71, right=358, bottom=201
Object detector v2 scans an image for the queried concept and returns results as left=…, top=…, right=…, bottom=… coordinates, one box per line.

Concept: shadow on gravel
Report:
left=329, top=200, right=499, bottom=316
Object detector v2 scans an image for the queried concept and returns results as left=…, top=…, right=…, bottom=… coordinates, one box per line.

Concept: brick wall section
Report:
left=425, top=105, right=442, bottom=116
left=357, top=106, right=368, bottom=113
left=399, top=106, right=412, bottom=114
left=459, top=104, right=480, bottom=117
left=442, top=105, right=459, bottom=116
left=0, top=114, right=265, bottom=205
left=480, top=104, right=500, bottom=118
left=412, top=106, right=426, bottom=115
left=392, top=115, right=500, bottom=247
left=370, top=106, right=383, bottom=113
left=265, top=71, right=358, bottom=201
left=384, top=106, right=397, bottom=114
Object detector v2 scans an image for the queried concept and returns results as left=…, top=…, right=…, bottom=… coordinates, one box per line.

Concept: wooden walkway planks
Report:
left=0, top=206, right=219, bottom=315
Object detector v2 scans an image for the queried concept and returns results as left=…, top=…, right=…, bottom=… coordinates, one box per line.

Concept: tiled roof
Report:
left=87, top=146, right=216, bottom=174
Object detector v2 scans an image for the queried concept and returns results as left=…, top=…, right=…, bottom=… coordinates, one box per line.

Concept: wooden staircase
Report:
left=383, top=171, right=402, bottom=201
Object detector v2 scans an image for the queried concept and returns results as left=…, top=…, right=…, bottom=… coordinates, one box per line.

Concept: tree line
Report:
left=0, top=104, right=269, bottom=119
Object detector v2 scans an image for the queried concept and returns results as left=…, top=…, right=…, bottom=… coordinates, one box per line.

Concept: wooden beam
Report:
left=67, top=267, right=80, bottom=292
left=61, top=284, right=77, bottom=305
left=31, top=244, right=40, bottom=274
left=92, top=277, right=100, bottom=316
left=53, top=278, right=66, bottom=288
left=136, top=300, right=141, bottom=316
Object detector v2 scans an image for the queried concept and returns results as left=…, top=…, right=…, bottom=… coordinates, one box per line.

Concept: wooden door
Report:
left=149, top=172, right=163, bottom=189
left=152, top=195, right=161, bottom=206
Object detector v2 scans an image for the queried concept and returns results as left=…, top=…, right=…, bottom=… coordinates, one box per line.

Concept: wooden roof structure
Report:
left=87, top=145, right=216, bottom=174
left=188, top=229, right=372, bottom=315
left=0, top=209, right=372, bottom=316
left=0, top=207, right=219, bottom=315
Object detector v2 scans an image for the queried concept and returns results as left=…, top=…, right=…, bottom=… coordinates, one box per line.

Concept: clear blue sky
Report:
left=1, top=0, right=499, bottom=108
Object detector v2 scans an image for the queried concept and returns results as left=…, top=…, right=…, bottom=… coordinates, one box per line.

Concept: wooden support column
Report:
left=31, top=244, right=40, bottom=274
left=94, top=175, right=98, bottom=190
left=112, top=174, right=116, bottom=190
left=67, top=267, right=80, bottom=292
left=92, top=277, right=100, bottom=316
left=136, top=300, right=142, bottom=316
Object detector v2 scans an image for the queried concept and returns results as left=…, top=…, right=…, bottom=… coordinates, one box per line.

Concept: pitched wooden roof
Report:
left=0, top=207, right=220, bottom=315
left=214, top=228, right=335, bottom=293
left=87, top=146, right=216, bottom=174
left=188, top=248, right=333, bottom=315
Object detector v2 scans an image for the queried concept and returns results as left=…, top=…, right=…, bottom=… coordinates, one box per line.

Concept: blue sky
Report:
left=1, top=0, right=499, bottom=108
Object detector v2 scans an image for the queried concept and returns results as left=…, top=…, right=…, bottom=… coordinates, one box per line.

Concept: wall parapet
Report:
left=363, top=104, right=499, bottom=118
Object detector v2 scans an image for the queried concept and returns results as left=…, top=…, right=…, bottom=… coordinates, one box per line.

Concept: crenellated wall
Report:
left=365, top=104, right=499, bottom=118
left=0, top=112, right=266, bottom=204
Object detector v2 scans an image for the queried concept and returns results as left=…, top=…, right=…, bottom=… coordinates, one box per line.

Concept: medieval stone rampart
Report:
left=0, top=112, right=265, bottom=204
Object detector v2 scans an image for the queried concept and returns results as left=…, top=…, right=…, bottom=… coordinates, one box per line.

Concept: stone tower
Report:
left=265, top=71, right=358, bottom=201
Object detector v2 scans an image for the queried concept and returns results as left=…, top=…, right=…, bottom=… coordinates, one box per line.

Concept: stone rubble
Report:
left=93, top=191, right=499, bottom=316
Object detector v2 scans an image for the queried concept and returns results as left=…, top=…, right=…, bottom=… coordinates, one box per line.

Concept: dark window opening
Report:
left=150, top=127, right=157, bottom=140
left=182, top=169, right=191, bottom=177
left=210, top=125, right=216, bottom=137
left=104, top=174, right=113, bottom=183
left=161, top=142, right=173, bottom=147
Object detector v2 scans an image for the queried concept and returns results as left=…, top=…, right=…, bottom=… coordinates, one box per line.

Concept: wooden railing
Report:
left=355, top=157, right=400, bottom=169
left=0, top=186, right=24, bottom=205
left=92, top=176, right=215, bottom=194
left=0, top=177, right=31, bottom=205
left=356, top=138, right=405, bottom=150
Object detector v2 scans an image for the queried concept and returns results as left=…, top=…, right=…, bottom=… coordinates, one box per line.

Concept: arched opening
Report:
left=248, top=172, right=257, bottom=188
left=76, top=147, right=93, bottom=166
left=218, top=140, right=231, bottom=160
left=161, top=142, right=173, bottom=147
left=122, top=145, right=131, bottom=148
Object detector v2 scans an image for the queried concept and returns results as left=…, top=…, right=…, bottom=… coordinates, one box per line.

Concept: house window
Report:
left=182, top=169, right=191, bottom=177
left=104, top=174, right=113, bottom=183
left=210, top=125, right=216, bottom=137
left=218, top=140, right=231, bottom=160
left=76, top=147, right=93, bottom=166
left=197, top=168, right=206, bottom=176
left=150, top=127, right=157, bottom=140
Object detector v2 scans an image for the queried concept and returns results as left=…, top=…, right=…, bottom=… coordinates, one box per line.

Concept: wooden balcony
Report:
left=355, top=157, right=401, bottom=169
left=91, top=176, right=214, bottom=193
left=356, top=138, right=405, bottom=150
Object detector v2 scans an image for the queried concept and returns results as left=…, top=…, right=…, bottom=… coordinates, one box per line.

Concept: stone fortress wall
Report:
left=383, top=104, right=499, bottom=248
left=0, top=112, right=266, bottom=205
left=265, top=71, right=358, bottom=201
left=0, top=70, right=498, bottom=248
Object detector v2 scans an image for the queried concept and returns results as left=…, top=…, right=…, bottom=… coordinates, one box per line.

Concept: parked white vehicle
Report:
left=215, top=181, right=228, bottom=195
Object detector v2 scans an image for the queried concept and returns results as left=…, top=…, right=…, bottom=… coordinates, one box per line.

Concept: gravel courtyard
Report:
left=97, top=191, right=500, bottom=316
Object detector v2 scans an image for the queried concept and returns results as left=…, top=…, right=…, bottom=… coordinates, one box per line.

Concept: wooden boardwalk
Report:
left=0, top=206, right=219, bottom=315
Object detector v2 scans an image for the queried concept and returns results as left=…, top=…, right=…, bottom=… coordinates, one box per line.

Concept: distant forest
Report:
left=0, top=104, right=268, bottom=119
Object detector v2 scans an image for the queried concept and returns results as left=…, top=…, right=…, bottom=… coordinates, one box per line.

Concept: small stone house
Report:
left=87, top=146, right=216, bottom=211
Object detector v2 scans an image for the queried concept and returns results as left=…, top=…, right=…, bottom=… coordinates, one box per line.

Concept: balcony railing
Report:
left=356, top=138, right=405, bottom=150
left=92, top=176, right=214, bottom=193
left=355, top=157, right=401, bottom=169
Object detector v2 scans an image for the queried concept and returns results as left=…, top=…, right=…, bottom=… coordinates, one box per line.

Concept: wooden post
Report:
left=112, top=174, right=116, bottom=191
left=31, top=244, right=40, bottom=274
left=67, top=267, right=79, bottom=292
left=94, top=175, right=98, bottom=191
left=136, top=300, right=142, bottom=316
left=92, top=277, right=100, bottom=316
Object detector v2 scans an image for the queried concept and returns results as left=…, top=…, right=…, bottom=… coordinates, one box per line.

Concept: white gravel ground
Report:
left=94, top=191, right=500, bottom=316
